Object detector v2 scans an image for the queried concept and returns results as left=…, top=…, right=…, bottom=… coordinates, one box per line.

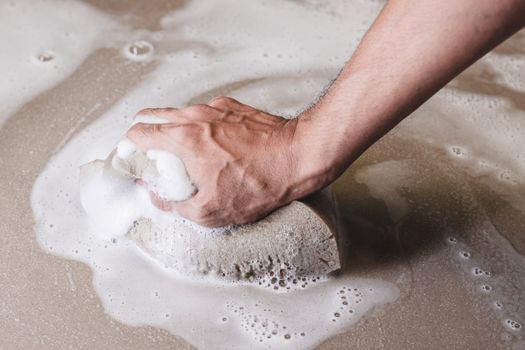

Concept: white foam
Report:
left=31, top=1, right=402, bottom=348
left=0, top=0, right=117, bottom=126
left=33, top=122, right=399, bottom=348
left=144, top=149, right=195, bottom=201
left=116, top=138, right=137, bottom=159
left=80, top=139, right=194, bottom=236
left=78, top=155, right=154, bottom=237
left=122, top=40, right=155, bottom=62
left=24, top=0, right=525, bottom=347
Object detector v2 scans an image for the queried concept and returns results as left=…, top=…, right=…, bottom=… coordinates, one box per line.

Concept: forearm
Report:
left=128, top=0, right=525, bottom=226
left=295, top=0, right=525, bottom=182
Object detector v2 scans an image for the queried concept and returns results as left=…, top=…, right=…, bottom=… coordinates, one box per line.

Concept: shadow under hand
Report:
left=330, top=137, right=494, bottom=278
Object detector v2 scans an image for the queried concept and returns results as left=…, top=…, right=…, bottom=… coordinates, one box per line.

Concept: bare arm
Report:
left=128, top=0, right=525, bottom=227
left=296, top=0, right=525, bottom=182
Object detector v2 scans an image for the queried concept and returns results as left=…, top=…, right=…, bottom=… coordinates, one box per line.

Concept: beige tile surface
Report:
left=1, top=1, right=524, bottom=349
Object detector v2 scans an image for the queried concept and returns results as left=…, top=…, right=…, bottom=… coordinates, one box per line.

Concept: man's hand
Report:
left=127, top=0, right=525, bottom=228
left=127, top=97, right=316, bottom=227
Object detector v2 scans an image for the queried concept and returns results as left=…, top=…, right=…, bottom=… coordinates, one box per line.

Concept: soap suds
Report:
left=33, top=124, right=399, bottom=348
left=30, top=1, right=400, bottom=348
left=143, top=149, right=195, bottom=201
left=0, top=0, right=117, bottom=126
left=24, top=0, right=525, bottom=348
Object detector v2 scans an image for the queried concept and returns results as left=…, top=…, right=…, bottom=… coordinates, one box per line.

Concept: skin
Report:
left=128, top=0, right=525, bottom=227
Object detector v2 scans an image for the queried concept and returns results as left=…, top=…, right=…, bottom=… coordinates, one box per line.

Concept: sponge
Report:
left=80, top=144, right=342, bottom=280
left=128, top=191, right=341, bottom=280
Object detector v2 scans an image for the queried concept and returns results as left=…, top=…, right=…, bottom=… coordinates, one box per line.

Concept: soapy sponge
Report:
left=79, top=140, right=342, bottom=280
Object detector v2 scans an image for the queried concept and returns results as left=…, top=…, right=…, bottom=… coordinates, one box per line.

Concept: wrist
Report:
left=283, top=110, right=347, bottom=201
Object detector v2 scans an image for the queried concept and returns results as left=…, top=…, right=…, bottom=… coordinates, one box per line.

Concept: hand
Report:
left=127, top=96, right=320, bottom=227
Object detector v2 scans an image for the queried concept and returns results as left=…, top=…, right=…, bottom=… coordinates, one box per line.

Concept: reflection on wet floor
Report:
left=333, top=131, right=525, bottom=347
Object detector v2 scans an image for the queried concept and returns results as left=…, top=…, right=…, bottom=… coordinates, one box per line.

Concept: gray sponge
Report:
left=127, top=191, right=342, bottom=280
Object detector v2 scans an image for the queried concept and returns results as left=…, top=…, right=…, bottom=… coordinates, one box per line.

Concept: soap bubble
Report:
left=472, top=267, right=491, bottom=277
left=450, top=146, right=466, bottom=157
left=37, top=51, right=55, bottom=62
left=459, top=251, right=471, bottom=259
left=480, top=284, right=492, bottom=293
left=505, top=319, right=522, bottom=331
left=123, top=41, right=154, bottom=61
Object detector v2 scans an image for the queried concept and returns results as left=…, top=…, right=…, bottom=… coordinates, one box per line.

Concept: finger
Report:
left=148, top=191, right=175, bottom=212
left=178, top=104, right=220, bottom=121
left=134, top=108, right=177, bottom=124
left=207, top=96, right=250, bottom=111
left=170, top=192, right=220, bottom=226
left=138, top=105, right=220, bottom=124
left=169, top=194, right=198, bottom=219
left=126, top=122, right=175, bottom=152
left=136, top=107, right=213, bottom=125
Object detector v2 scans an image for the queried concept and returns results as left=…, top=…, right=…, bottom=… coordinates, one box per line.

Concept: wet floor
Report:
left=1, top=1, right=524, bottom=349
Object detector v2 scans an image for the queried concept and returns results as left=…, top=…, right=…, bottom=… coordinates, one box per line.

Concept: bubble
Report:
left=284, top=334, right=291, bottom=340
left=450, top=146, right=466, bottom=157
left=123, top=41, right=154, bottom=61
left=472, top=267, right=491, bottom=277
left=505, top=319, right=522, bottom=331
left=37, top=51, right=55, bottom=62
left=459, top=251, right=471, bottom=259
left=480, top=284, right=492, bottom=293
left=447, top=236, right=457, bottom=244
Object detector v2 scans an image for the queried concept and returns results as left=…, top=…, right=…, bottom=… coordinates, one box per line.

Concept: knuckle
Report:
left=192, top=201, right=211, bottom=219
left=176, top=200, right=205, bottom=221
left=186, top=208, right=206, bottom=224
left=126, top=123, right=144, bottom=139
left=185, top=104, right=213, bottom=115
left=179, top=200, right=225, bottom=227
left=175, top=124, right=196, bottom=139
left=127, top=122, right=161, bottom=139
